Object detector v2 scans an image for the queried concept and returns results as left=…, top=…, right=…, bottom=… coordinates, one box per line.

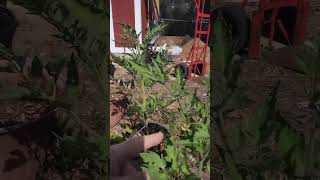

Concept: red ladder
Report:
left=187, top=0, right=210, bottom=80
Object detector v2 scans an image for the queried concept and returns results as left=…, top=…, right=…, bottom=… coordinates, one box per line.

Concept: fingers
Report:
left=111, top=132, right=164, bottom=160
left=110, top=151, right=141, bottom=176
left=121, top=163, right=138, bottom=175
left=111, top=172, right=149, bottom=180
left=143, top=132, right=164, bottom=150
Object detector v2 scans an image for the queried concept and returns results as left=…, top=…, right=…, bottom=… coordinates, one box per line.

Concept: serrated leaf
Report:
left=165, top=145, right=179, bottom=171
left=188, top=91, right=197, bottom=109
left=142, top=166, right=168, bottom=180
left=140, top=152, right=166, bottom=170
left=194, top=124, right=209, bottom=140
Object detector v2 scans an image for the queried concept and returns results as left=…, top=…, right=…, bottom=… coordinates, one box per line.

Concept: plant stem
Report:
left=199, top=143, right=210, bottom=176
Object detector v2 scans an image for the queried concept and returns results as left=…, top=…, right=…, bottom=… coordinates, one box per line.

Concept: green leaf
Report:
left=193, top=123, right=209, bottom=140
left=246, top=82, right=279, bottom=144
left=278, top=127, right=301, bottom=156
left=212, top=16, right=233, bottom=74
left=124, top=125, right=133, bottom=134
left=140, top=152, right=166, bottom=170
left=143, top=24, right=167, bottom=45
left=181, top=161, right=189, bottom=174
left=165, top=145, right=179, bottom=171
left=175, top=139, right=193, bottom=146
left=188, top=91, right=198, bottom=109
left=110, top=130, right=125, bottom=144
left=141, top=166, right=169, bottom=180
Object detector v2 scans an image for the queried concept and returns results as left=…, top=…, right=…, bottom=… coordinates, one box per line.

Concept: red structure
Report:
left=110, top=0, right=149, bottom=53
left=186, top=0, right=210, bottom=80
left=246, top=0, right=310, bottom=59
left=184, top=0, right=309, bottom=80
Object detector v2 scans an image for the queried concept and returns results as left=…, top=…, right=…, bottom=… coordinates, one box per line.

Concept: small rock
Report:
left=167, top=45, right=183, bottom=56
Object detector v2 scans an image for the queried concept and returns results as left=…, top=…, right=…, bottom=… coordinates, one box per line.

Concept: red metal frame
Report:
left=247, top=0, right=310, bottom=59
left=185, top=0, right=309, bottom=79
left=186, top=0, right=210, bottom=80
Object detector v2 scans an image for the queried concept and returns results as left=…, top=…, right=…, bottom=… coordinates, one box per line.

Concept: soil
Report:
left=0, top=99, right=53, bottom=133
left=0, top=108, right=58, bottom=179
left=212, top=2, right=320, bottom=178
left=0, top=2, right=105, bottom=180
left=213, top=48, right=317, bottom=179
left=0, top=135, right=39, bottom=180
left=209, top=0, right=320, bottom=128
left=0, top=69, right=104, bottom=179
left=240, top=58, right=311, bottom=132
left=308, top=0, right=320, bottom=37
left=238, top=0, right=320, bottom=135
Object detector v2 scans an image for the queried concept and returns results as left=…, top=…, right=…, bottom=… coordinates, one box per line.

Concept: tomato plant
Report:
left=111, top=23, right=210, bottom=179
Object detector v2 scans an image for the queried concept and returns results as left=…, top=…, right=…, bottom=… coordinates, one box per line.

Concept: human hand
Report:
left=110, top=101, right=208, bottom=180
left=110, top=100, right=164, bottom=180
left=110, top=132, right=164, bottom=180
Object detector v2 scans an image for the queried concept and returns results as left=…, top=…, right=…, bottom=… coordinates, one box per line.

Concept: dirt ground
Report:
left=241, top=0, right=320, bottom=134
left=0, top=135, right=39, bottom=180
left=1, top=2, right=104, bottom=179
left=1, top=2, right=59, bottom=179
left=307, top=0, right=320, bottom=37
left=240, top=57, right=311, bottom=133
left=213, top=2, right=320, bottom=178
